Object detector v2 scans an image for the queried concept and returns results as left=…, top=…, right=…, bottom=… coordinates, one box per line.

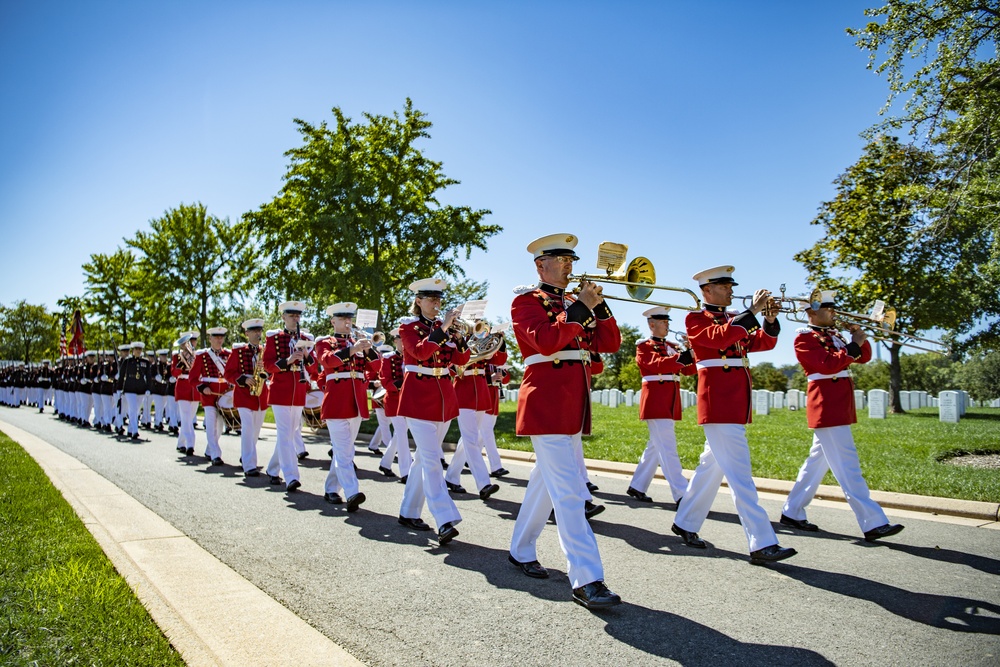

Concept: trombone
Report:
left=833, top=303, right=947, bottom=354
left=568, top=242, right=702, bottom=311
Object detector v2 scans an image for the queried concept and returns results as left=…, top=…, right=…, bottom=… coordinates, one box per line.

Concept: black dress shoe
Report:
left=346, top=492, right=366, bottom=512
left=446, top=482, right=467, bottom=494
left=864, top=523, right=904, bottom=542
left=508, top=554, right=549, bottom=579
left=210, top=457, right=224, bottom=466
left=324, top=492, right=343, bottom=504
left=297, top=451, right=308, bottom=461
left=572, top=581, right=622, bottom=610
left=750, top=544, right=797, bottom=565
left=398, top=475, right=408, bottom=484
left=626, top=487, right=653, bottom=502
left=490, top=468, right=510, bottom=478
left=780, top=514, right=820, bottom=532
left=328, top=448, right=333, bottom=457
left=378, top=466, right=397, bottom=478
left=440, top=458, right=449, bottom=470
left=244, top=469, right=260, bottom=478
left=671, top=523, right=706, bottom=548
left=368, top=448, right=382, bottom=456
left=586, top=481, right=599, bottom=493
left=186, top=447, right=194, bottom=455
left=479, top=484, right=500, bottom=500
left=286, top=479, right=302, bottom=492
left=398, top=516, right=431, bottom=531
left=437, top=522, right=459, bottom=545
left=269, top=475, right=283, bottom=485
left=130, top=434, right=141, bottom=441
left=584, top=501, right=605, bottom=520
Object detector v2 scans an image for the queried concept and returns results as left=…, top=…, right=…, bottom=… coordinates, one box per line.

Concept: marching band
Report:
left=0, top=233, right=907, bottom=611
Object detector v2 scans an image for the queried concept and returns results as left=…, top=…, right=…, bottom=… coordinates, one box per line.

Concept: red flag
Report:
left=59, top=320, right=68, bottom=358
left=68, top=309, right=85, bottom=356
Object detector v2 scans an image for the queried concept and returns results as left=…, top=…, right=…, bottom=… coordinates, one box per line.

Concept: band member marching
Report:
left=483, top=351, right=511, bottom=478
left=151, top=349, right=173, bottom=431
left=263, top=301, right=315, bottom=492
left=626, top=306, right=696, bottom=505
left=172, top=332, right=199, bottom=454
left=188, top=327, right=232, bottom=466
left=116, top=342, right=152, bottom=441
left=671, top=265, right=797, bottom=565
left=780, top=291, right=904, bottom=542
left=377, top=329, right=411, bottom=481
left=224, top=319, right=270, bottom=478
left=508, top=233, right=623, bottom=610
left=315, top=302, right=380, bottom=511
left=396, top=278, right=470, bottom=545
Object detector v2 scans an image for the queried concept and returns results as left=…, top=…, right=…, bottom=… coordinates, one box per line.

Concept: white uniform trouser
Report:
left=380, top=416, right=412, bottom=476
left=399, top=418, right=461, bottom=528
left=103, top=393, right=115, bottom=426
left=94, top=394, right=107, bottom=425
left=165, top=395, right=177, bottom=427
left=203, top=406, right=223, bottom=459
left=369, top=408, right=390, bottom=450
left=783, top=426, right=889, bottom=533
left=237, top=407, right=266, bottom=472
left=325, top=416, right=363, bottom=497
left=267, top=405, right=303, bottom=483
left=114, top=391, right=125, bottom=428
left=510, top=433, right=604, bottom=590
left=293, top=417, right=306, bottom=455
left=142, top=392, right=152, bottom=424
left=630, top=419, right=688, bottom=501
left=445, top=409, right=491, bottom=492
left=674, top=424, right=777, bottom=553
left=80, top=392, right=93, bottom=424
left=176, top=400, right=198, bottom=451
left=481, top=412, right=503, bottom=472
left=153, top=393, right=168, bottom=426
left=123, top=393, right=141, bottom=437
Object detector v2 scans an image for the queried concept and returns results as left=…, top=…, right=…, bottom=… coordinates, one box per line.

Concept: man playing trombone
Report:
left=779, top=290, right=904, bottom=542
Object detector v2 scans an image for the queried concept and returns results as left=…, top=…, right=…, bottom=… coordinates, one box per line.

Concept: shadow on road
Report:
left=879, top=541, right=1000, bottom=576
left=778, top=564, right=1000, bottom=634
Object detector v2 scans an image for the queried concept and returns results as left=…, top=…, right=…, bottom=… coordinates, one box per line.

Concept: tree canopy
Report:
left=0, top=301, right=58, bottom=363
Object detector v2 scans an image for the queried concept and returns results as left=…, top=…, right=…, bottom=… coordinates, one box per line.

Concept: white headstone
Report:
left=600, top=389, right=609, bottom=406
left=991, top=398, right=1000, bottom=408
left=625, top=389, right=634, bottom=407
left=854, top=390, right=865, bottom=411
left=772, top=391, right=785, bottom=409
left=868, top=389, right=887, bottom=419
left=939, top=391, right=960, bottom=423
left=799, top=392, right=806, bottom=409
left=591, top=390, right=601, bottom=403
left=755, top=390, right=771, bottom=415
left=899, top=391, right=912, bottom=411
left=509, top=389, right=518, bottom=403
left=786, top=389, right=799, bottom=411
left=608, top=390, right=619, bottom=408
left=960, top=391, right=969, bottom=416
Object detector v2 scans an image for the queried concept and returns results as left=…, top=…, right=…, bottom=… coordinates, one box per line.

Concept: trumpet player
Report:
left=377, top=328, right=411, bottom=481
left=189, top=327, right=232, bottom=466
left=779, top=291, right=904, bottom=542
left=315, top=302, right=381, bottom=511
left=626, top=306, right=696, bottom=505
left=671, top=266, right=797, bottom=565
left=225, top=319, right=269, bottom=478
left=396, top=278, right=470, bottom=545
left=172, top=333, right=198, bottom=450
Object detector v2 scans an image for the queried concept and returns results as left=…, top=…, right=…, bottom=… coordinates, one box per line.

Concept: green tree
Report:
left=82, top=249, right=142, bottom=344
left=958, top=348, right=1000, bottom=400
left=593, top=323, right=641, bottom=391
left=851, top=360, right=892, bottom=393
left=795, top=136, right=990, bottom=412
left=752, top=362, right=790, bottom=392
left=127, top=203, right=258, bottom=343
left=245, top=99, right=500, bottom=324
left=899, top=352, right=961, bottom=394
left=0, top=301, right=58, bottom=363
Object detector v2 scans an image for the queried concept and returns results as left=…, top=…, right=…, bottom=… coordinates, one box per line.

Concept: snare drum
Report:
left=303, top=389, right=325, bottom=429
left=216, top=390, right=241, bottom=431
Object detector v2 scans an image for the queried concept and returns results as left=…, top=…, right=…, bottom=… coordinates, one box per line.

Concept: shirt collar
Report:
left=538, top=282, right=566, bottom=297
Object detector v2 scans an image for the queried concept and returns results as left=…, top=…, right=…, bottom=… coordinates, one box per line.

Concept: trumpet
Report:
left=351, top=326, right=384, bottom=346
left=736, top=286, right=819, bottom=316
left=568, top=242, right=702, bottom=311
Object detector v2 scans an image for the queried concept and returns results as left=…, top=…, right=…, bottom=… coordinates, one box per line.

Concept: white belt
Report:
left=524, top=350, right=590, bottom=366
left=404, top=364, right=451, bottom=377
left=642, top=374, right=679, bottom=382
left=696, top=357, right=749, bottom=369
left=178, top=374, right=189, bottom=379
left=463, top=369, right=486, bottom=376
left=199, top=377, right=227, bottom=383
left=807, top=371, right=850, bottom=382
left=326, top=371, right=361, bottom=381
left=80, top=379, right=90, bottom=384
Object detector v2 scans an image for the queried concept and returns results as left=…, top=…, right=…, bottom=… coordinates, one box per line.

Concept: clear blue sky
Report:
left=0, top=1, right=894, bottom=366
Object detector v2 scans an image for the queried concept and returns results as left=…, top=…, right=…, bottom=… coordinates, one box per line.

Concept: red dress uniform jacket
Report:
left=636, top=337, right=696, bottom=421
left=397, top=316, right=471, bottom=422
left=378, top=350, right=405, bottom=418
left=172, top=353, right=198, bottom=401
left=223, top=342, right=269, bottom=411
left=189, top=348, right=232, bottom=408
left=686, top=305, right=779, bottom=425
left=455, top=347, right=508, bottom=412
left=316, top=334, right=380, bottom=420
left=512, top=284, right=622, bottom=436
left=485, top=362, right=510, bottom=417
left=263, top=329, right=316, bottom=407
left=795, top=326, right=872, bottom=429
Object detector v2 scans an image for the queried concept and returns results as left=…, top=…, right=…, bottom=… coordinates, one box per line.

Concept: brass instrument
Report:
left=247, top=348, right=268, bottom=396
left=833, top=302, right=947, bottom=354
left=174, top=333, right=197, bottom=370
left=351, top=325, right=385, bottom=346
left=292, top=325, right=314, bottom=384
left=736, top=286, right=821, bottom=316
left=568, top=241, right=702, bottom=311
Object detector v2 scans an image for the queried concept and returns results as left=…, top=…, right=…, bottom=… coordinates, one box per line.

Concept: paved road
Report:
left=4, top=407, right=999, bottom=666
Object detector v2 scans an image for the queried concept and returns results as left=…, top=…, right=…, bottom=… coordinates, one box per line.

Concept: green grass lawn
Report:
left=0, top=432, right=184, bottom=667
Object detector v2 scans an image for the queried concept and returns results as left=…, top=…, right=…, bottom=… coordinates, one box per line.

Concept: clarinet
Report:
left=294, top=324, right=311, bottom=384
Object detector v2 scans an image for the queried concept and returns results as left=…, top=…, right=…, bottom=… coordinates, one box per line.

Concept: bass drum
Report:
left=216, top=390, right=242, bottom=433
left=303, top=389, right=326, bottom=431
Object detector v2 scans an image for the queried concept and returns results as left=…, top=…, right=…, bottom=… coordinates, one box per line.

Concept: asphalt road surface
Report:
left=4, top=407, right=999, bottom=666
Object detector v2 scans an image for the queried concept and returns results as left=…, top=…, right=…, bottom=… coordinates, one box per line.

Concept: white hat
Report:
left=409, top=278, right=448, bottom=296
left=207, top=327, right=227, bottom=336
left=692, top=265, right=738, bottom=286
left=156, top=349, right=169, bottom=355
left=242, top=318, right=265, bottom=330
left=643, top=306, right=671, bottom=319
left=526, top=233, right=580, bottom=260
left=118, top=344, right=132, bottom=351
left=389, top=327, right=401, bottom=337
left=326, top=302, right=358, bottom=317
left=805, top=290, right=837, bottom=311
left=41, top=359, right=50, bottom=364
left=279, top=300, right=307, bottom=313
left=84, top=350, right=97, bottom=357
left=130, top=342, right=145, bottom=349
left=377, top=344, right=394, bottom=354
left=145, top=349, right=155, bottom=356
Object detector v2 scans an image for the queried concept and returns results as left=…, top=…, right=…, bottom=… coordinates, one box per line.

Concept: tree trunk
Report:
left=889, top=342, right=903, bottom=413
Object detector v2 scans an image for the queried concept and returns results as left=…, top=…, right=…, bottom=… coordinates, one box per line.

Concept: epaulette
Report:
left=232, top=343, right=247, bottom=349
left=314, top=335, right=330, bottom=342
left=512, top=284, right=537, bottom=295
left=795, top=327, right=812, bottom=335
left=301, top=332, right=315, bottom=340
left=195, top=348, right=207, bottom=355
left=399, top=316, right=420, bottom=325
left=266, top=329, right=281, bottom=337
left=381, top=351, right=394, bottom=359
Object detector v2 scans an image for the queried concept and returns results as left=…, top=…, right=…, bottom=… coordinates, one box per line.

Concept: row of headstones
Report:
left=502, top=387, right=701, bottom=409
